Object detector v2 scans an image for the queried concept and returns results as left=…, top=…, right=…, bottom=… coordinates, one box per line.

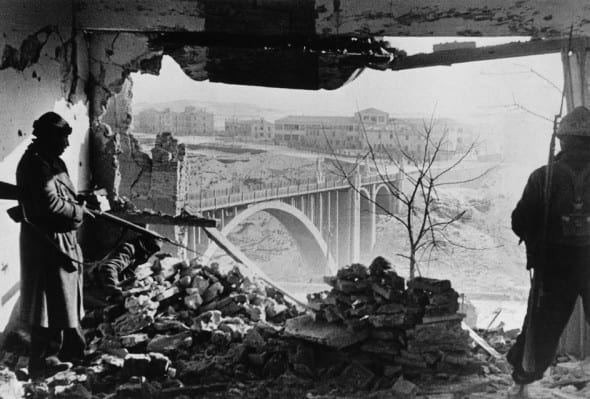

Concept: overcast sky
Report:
left=132, top=37, right=564, bottom=123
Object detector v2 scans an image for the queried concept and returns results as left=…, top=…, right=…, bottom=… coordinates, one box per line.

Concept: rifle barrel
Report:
left=0, top=182, right=20, bottom=201
left=90, top=210, right=166, bottom=241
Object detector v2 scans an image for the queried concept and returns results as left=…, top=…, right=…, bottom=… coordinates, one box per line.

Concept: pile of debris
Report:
left=305, top=257, right=482, bottom=377
left=1, top=257, right=308, bottom=398
left=473, top=324, right=520, bottom=355
left=0, top=256, right=506, bottom=398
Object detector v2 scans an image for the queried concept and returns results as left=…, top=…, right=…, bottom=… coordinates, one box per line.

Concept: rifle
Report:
left=0, top=181, right=200, bottom=255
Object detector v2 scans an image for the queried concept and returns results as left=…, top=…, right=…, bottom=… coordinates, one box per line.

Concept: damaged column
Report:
left=150, top=132, right=190, bottom=255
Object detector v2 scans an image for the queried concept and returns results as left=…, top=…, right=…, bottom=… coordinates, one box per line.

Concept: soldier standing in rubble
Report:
left=507, top=106, right=590, bottom=398
left=16, top=112, right=89, bottom=378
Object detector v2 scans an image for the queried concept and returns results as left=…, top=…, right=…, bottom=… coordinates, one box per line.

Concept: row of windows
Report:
left=362, top=115, right=386, bottom=123
left=276, top=124, right=356, bottom=131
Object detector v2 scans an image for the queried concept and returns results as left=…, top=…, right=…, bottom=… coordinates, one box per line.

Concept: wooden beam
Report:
left=110, top=210, right=217, bottom=227
left=389, top=38, right=582, bottom=71
left=462, top=321, right=502, bottom=359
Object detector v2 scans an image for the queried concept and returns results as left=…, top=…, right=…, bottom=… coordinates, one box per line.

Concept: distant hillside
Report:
left=133, top=99, right=286, bottom=122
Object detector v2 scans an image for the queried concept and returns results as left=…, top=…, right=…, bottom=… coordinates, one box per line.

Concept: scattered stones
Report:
left=1, top=257, right=505, bottom=398
left=391, top=376, right=418, bottom=398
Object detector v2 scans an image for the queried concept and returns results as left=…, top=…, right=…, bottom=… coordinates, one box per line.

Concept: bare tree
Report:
left=324, top=114, right=494, bottom=279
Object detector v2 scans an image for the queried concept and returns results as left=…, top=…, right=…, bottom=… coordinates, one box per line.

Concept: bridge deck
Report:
left=186, top=174, right=392, bottom=211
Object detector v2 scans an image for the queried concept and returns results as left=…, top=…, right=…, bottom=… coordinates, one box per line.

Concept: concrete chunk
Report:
left=392, top=376, right=418, bottom=398
left=284, top=314, right=368, bottom=349
left=339, top=361, right=374, bottom=390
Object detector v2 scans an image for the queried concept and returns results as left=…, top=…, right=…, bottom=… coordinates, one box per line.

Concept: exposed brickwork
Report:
left=118, top=132, right=152, bottom=207
left=90, top=122, right=121, bottom=199
left=150, top=132, right=188, bottom=213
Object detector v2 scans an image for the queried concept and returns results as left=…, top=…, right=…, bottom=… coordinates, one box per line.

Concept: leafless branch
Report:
left=437, top=230, right=505, bottom=251
left=437, top=165, right=498, bottom=187
left=321, top=126, right=410, bottom=229
left=510, top=94, right=554, bottom=122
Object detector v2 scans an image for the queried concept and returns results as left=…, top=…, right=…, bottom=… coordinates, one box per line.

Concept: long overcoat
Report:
left=16, top=142, right=84, bottom=328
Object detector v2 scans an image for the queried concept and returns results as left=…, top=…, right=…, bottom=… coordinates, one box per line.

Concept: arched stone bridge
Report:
left=185, top=173, right=403, bottom=273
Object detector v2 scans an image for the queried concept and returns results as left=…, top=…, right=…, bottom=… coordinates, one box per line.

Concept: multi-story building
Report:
left=176, top=106, right=215, bottom=135
left=135, top=106, right=214, bottom=136
left=274, top=108, right=473, bottom=161
left=225, top=118, right=274, bottom=141
left=274, top=115, right=357, bottom=149
left=275, top=108, right=402, bottom=152
left=396, top=118, right=466, bottom=160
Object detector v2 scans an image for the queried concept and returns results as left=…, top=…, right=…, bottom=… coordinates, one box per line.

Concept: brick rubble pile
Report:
left=308, top=257, right=482, bottom=376
left=0, top=256, right=498, bottom=398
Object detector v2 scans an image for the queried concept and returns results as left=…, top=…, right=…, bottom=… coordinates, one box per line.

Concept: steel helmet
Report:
left=32, top=112, right=72, bottom=138
left=557, top=106, right=590, bottom=137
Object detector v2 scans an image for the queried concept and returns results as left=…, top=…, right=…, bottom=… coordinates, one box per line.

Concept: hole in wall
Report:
left=124, top=37, right=564, bottom=327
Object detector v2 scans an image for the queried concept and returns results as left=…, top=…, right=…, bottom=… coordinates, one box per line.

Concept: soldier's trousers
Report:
left=507, top=245, right=590, bottom=384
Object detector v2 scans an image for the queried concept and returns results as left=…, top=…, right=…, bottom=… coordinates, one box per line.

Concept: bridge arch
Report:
left=204, top=201, right=337, bottom=275
left=359, top=187, right=375, bottom=256
left=375, top=183, right=396, bottom=215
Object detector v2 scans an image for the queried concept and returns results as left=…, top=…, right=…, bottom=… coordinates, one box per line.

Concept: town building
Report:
left=274, top=109, right=473, bottom=161
left=274, top=115, right=357, bottom=149
left=224, top=118, right=274, bottom=141
left=135, top=106, right=214, bottom=136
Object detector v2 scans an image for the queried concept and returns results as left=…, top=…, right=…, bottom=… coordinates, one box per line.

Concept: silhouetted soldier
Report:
left=508, top=106, right=590, bottom=397
left=16, top=112, right=90, bottom=378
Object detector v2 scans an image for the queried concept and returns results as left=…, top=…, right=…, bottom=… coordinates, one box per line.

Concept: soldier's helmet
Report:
left=32, top=112, right=72, bottom=138
left=557, top=106, right=590, bottom=137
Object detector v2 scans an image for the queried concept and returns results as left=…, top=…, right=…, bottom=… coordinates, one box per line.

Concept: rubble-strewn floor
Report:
left=3, top=256, right=590, bottom=399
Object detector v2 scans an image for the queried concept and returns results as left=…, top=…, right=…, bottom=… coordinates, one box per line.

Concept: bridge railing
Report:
left=187, top=173, right=402, bottom=211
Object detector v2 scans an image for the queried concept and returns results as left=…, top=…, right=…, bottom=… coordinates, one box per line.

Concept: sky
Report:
left=131, top=37, right=564, bottom=122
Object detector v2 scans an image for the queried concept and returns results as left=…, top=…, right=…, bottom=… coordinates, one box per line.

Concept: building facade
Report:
left=274, top=108, right=473, bottom=161
left=224, top=118, right=274, bottom=141
left=135, top=107, right=214, bottom=136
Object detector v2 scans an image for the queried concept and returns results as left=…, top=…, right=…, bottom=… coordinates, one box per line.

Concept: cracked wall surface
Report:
left=315, top=0, right=590, bottom=37
left=77, top=0, right=590, bottom=38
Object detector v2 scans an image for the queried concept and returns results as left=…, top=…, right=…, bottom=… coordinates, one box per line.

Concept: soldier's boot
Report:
left=507, top=383, right=530, bottom=399
left=29, top=356, right=72, bottom=380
